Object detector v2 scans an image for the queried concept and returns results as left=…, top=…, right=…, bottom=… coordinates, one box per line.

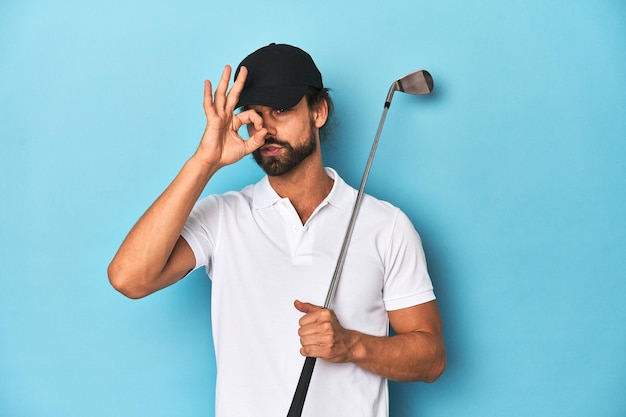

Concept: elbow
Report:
left=107, top=261, right=150, bottom=300
left=424, top=354, right=446, bottom=383
left=422, top=346, right=446, bottom=383
left=393, top=344, right=447, bottom=383
left=422, top=329, right=447, bottom=383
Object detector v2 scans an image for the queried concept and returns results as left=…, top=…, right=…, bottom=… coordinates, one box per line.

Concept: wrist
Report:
left=187, top=153, right=221, bottom=178
left=346, top=330, right=367, bottom=364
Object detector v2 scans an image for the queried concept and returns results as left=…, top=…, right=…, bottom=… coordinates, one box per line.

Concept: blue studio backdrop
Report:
left=1, top=1, right=625, bottom=416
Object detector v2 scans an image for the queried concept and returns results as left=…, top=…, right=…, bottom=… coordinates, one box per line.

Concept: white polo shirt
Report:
left=181, top=168, right=434, bottom=417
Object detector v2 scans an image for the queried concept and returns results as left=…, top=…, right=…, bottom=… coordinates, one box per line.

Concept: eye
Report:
left=273, top=108, right=288, bottom=115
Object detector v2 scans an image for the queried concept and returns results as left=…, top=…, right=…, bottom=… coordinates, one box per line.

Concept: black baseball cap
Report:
left=235, top=43, right=323, bottom=109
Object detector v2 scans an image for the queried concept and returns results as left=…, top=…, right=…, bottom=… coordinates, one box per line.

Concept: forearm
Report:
left=347, top=329, right=446, bottom=382
left=296, top=301, right=446, bottom=382
left=108, top=155, right=218, bottom=297
left=109, top=67, right=266, bottom=298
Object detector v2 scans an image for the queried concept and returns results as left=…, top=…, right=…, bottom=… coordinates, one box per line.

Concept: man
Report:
left=108, top=43, right=445, bottom=417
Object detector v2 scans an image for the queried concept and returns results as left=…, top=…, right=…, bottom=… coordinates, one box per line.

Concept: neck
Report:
left=268, top=157, right=334, bottom=224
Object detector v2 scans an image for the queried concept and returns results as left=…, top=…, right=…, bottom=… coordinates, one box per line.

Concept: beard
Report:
left=253, top=121, right=317, bottom=176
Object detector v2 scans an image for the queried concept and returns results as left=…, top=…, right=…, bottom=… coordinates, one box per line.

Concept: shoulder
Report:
left=190, top=184, right=255, bottom=220
left=357, top=193, right=422, bottom=251
left=360, top=193, right=404, bottom=222
left=330, top=169, right=414, bottom=230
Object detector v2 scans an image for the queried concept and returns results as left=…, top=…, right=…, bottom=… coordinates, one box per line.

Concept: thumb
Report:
left=294, top=300, right=322, bottom=314
left=244, top=128, right=267, bottom=153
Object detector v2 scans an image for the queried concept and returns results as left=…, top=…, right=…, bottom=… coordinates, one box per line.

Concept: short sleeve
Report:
left=180, top=195, right=220, bottom=273
left=382, top=210, right=435, bottom=311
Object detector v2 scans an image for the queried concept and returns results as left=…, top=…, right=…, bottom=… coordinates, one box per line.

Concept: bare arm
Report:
left=108, top=66, right=267, bottom=299
left=295, top=300, right=446, bottom=382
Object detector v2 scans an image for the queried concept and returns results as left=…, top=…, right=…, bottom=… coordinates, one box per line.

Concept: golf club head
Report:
left=385, top=70, right=434, bottom=106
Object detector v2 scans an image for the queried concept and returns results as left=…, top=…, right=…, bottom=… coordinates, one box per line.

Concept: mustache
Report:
left=263, top=136, right=293, bottom=149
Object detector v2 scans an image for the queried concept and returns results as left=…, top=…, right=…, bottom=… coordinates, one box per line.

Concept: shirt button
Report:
left=292, top=226, right=299, bottom=232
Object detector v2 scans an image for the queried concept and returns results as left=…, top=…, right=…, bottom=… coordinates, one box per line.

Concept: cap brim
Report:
left=236, top=85, right=308, bottom=110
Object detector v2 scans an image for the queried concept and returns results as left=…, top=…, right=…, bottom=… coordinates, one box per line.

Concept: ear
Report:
left=311, top=98, right=329, bottom=129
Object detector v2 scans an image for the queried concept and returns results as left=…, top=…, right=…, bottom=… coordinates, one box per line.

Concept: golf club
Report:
left=286, top=69, right=434, bottom=417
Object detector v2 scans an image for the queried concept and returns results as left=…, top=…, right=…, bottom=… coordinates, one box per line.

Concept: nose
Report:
left=261, top=114, right=277, bottom=136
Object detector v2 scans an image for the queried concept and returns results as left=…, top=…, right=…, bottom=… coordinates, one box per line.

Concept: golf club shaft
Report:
left=286, top=103, right=392, bottom=417
left=324, top=104, right=390, bottom=309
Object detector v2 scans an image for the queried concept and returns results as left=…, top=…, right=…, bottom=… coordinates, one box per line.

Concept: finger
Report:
left=225, top=66, right=248, bottom=111
left=243, top=128, right=267, bottom=153
left=230, top=110, right=266, bottom=151
left=297, top=305, right=331, bottom=328
left=235, top=109, right=264, bottom=131
left=300, top=333, right=332, bottom=348
left=294, top=300, right=323, bottom=314
left=299, top=326, right=348, bottom=363
left=298, top=321, right=334, bottom=342
left=301, top=344, right=325, bottom=358
left=203, top=80, right=213, bottom=116
left=299, top=336, right=335, bottom=360
left=213, top=65, right=232, bottom=110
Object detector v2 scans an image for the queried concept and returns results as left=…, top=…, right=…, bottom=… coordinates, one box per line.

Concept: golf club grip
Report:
left=286, top=356, right=317, bottom=417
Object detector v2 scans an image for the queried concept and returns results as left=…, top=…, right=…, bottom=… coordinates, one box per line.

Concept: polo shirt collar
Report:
left=252, top=168, right=355, bottom=211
